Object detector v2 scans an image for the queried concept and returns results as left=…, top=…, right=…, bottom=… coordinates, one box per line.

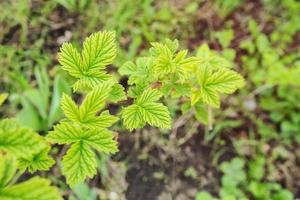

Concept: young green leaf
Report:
left=58, top=43, right=82, bottom=78
left=58, top=31, right=117, bottom=92
left=94, top=111, right=119, bottom=128
left=83, top=129, right=118, bottom=154
left=47, top=123, right=118, bottom=154
left=0, top=119, right=47, bottom=158
left=196, top=44, right=232, bottom=69
left=47, top=118, right=118, bottom=186
left=47, top=122, right=83, bottom=144
left=79, top=81, right=113, bottom=121
left=122, top=104, right=145, bottom=130
left=119, top=57, right=156, bottom=85
left=136, top=88, right=162, bottom=104
left=194, top=102, right=209, bottom=125
left=122, top=88, right=171, bottom=130
left=62, top=142, right=97, bottom=187
left=18, top=147, right=55, bottom=173
left=139, top=102, right=171, bottom=128
left=72, top=73, right=112, bottom=92
left=192, top=66, right=245, bottom=108
left=205, top=69, right=245, bottom=94
left=60, top=82, right=118, bottom=129
left=0, top=177, right=62, bottom=200
left=127, top=81, right=148, bottom=98
left=0, top=155, right=17, bottom=189
left=150, top=39, right=199, bottom=82
left=81, top=31, right=116, bottom=72
left=108, top=84, right=126, bottom=103
left=61, top=94, right=80, bottom=122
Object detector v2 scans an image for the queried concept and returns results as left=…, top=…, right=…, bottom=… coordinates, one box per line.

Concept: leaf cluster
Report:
left=50, top=32, right=123, bottom=187
left=0, top=119, right=61, bottom=199
left=120, top=40, right=244, bottom=126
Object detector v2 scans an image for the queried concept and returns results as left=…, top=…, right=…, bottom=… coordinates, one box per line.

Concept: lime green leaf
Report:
left=72, top=73, right=111, bottom=92
left=140, top=102, right=171, bottom=129
left=128, top=81, right=148, bottom=98
left=81, top=31, right=116, bottom=72
left=78, top=112, right=118, bottom=129
left=204, top=69, right=245, bottom=94
left=61, top=94, right=80, bottom=122
left=196, top=43, right=211, bottom=59
left=191, top=90, right=201, bottom=106
left=136, top=88, right=162, bottom=104
left=83, top=129, right=118, bottom=154
left=59, top=31, right=117, bottom=74
left=194, top=102, right=208, bottom=125
left=0, top=177, right=62, bottom=200
left=79, top=82, right=112, bottom=120
left=0, top=119, right=47, bottom=157
left=193, top=66, right=245, bottom=108
left=59, top=82, right=115, bottom=129
left=62, top=142, right=97, bottom=187
left=58, top=31, right=116, bottom=93
left=197, top=44, right=232, bottom=69
left=272, top=189, right=293, bottom=200
left=122, top=104, right=145, bottom=130
left=165, top=38, right=179, bottom=53
left=0, top=155, right=17, bottom=188
left=18, top=147, right=55, bottom=173
left=94, top=111, right=118, bottom=128
left=47, top=119, right=118, bottom=186
left=58, top=43, right=82, bottom=78
left=119, top=57, right=156, bottom=85
left=108, top=84, right=126, bottom=102
left=173, top=83, right=191, bottom=97
left=122, top=89, right=171, bottom=130
left=47, top=122, right=83, bottom=144
left=173, top=50, right=188, bottom=63
left=150, top=39, right=199, bottom=82
left=151, top=39, right=178, bottom=56
left=47, top=122, right=118, bottom=154
left=153, top=44, right=173, bottom=74
left=119, top=61, right=136, bottom=76
left=198, top=85, right=220, bottom=108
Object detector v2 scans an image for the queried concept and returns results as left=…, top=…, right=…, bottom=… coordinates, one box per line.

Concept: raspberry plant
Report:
left=0, top=31, right=244, bottom=198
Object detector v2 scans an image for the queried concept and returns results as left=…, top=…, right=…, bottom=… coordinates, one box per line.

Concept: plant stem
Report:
left=208, top=106, right=213, bottom=131
left=8, top=170, right=23, bottom=186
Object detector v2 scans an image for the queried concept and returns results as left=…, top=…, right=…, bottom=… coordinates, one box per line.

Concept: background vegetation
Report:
left=0, top=0, right=300, bottom=199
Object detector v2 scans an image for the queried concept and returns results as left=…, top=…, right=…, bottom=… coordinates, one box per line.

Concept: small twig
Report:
left=170, top=153, right=176, bottom=199
left=208, top=106, right=213, bottom=131
left=170, top=111, right=194, bottom=140
left=48, top=19, right=75, bottom=31
left=177, top=122, right=199, bottom=146
left=8, top=170, right=23, bottom=186
left=248, top=84, right=274, bottom=98
left=278, top=164, right=293, bottom=191
left=57, top=145, right=68, bottom=161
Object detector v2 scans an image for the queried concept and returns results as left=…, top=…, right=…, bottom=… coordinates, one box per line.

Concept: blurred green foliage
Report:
left=0, top=0, right=299, bottom=199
